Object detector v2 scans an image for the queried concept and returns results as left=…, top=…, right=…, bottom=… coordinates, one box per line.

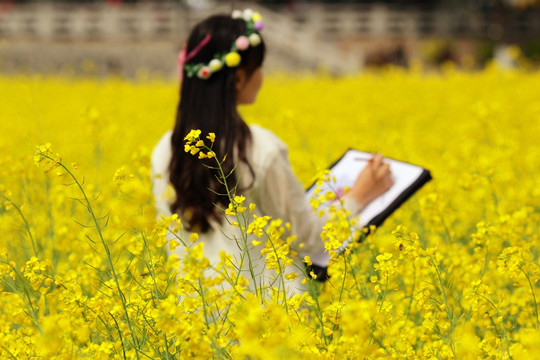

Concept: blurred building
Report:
left=0, top=0, right=539, bottom=76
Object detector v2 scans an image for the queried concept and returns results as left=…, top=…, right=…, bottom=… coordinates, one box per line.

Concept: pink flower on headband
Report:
left=235, top=36, right=250, bottom=51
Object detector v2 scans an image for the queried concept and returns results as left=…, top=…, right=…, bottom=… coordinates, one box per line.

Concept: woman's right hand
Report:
left=348, top=154, right=394, bottom=209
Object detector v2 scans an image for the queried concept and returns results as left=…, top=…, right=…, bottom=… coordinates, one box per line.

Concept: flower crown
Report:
left=181, top=9, right=264, bottom=80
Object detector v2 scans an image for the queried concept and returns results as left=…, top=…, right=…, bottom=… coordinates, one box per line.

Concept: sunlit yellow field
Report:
left=1, top=65, right=539, bottom=359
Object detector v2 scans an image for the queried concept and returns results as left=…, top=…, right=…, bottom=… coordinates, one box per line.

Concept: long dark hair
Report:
left=169, top=15, right=265, bottom=232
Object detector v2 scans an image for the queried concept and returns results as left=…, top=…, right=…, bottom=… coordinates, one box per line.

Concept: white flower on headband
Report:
left=249, top=33, right=261, bottom=47
left=197, top=66, right=211, bottom=79
left=209, top=59, right=223, bottom=71
left=242, top=9, right=254, bottom=21
left=232, top=10, right=242, bottom=19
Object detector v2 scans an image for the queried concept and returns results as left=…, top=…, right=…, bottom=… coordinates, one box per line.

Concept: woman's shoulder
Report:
left=247, top=124, right=289, bottom=180
left=249, top=124, right=287, bottom=153
left=151, top=130, right=173, bottom=174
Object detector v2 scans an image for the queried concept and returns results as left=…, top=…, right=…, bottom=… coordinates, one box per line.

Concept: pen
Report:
left=355, top=156, right=373, bottom=162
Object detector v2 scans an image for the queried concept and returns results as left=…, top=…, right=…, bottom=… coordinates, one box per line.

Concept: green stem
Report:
left=368, top=275, right=389, bottom=345
left=44, top=176, right=58, bottom=271
left=1, top=195, right=38, bottom=257
left=109, top=312, right=128, bottom=360
left=141, top=231, right=161, bottom=303
left=263, top=228, right=288, bottom=312
left=480, top=244, right=490, bottom=279
left=310, top=284, right=329, bottom=346
left=429, top=254, right=457, bottom=358
left=520, top=266, right=540, bottom=329
left=331, top=257, right=348, bottom=341
left=1, top=261, right=42, bottom=331
left=346, top=256, right=366, bottom=298
left=0, top=345, right=18, bottom=360
left=198, top=278, right=211, bottom=329
left=400, top=262, right=416, bottom=331
left=477, top=293, right=512, bottom=358
left=42, top=155, right=141, bottom=359
left=210, top=148, right=260, bottom=297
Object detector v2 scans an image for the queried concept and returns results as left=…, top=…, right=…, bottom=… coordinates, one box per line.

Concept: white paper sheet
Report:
left=305, top=149, right=427, bottom=266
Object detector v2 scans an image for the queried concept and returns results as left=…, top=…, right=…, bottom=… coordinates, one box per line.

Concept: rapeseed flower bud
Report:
left=184, top=129, right=201, bottom=143
left=34, top=143, right=62, bottom=173
left=246, top=215, right=270, bottom=238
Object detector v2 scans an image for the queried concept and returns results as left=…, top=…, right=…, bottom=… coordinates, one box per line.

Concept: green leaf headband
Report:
left=181, top=9, right=263, bottom=80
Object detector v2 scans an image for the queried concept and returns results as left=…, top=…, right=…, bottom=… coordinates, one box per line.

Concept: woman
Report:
left=151, top=10, right=393, bottom=294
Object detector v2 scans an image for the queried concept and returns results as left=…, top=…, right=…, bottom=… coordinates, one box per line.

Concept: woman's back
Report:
left=152, top=123, right=318, bottom=294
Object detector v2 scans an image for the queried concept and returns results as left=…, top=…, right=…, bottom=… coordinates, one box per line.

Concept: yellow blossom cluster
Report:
left=0, top=62, right=539, bottom=358
left=184, top=129, right=216, bottom=159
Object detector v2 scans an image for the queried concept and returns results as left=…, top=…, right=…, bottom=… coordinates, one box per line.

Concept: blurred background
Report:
left=0, top=0, right=539, bottom=77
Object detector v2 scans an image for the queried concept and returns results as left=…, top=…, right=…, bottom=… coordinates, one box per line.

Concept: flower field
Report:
left=1, top=64, right=539, bottom=359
